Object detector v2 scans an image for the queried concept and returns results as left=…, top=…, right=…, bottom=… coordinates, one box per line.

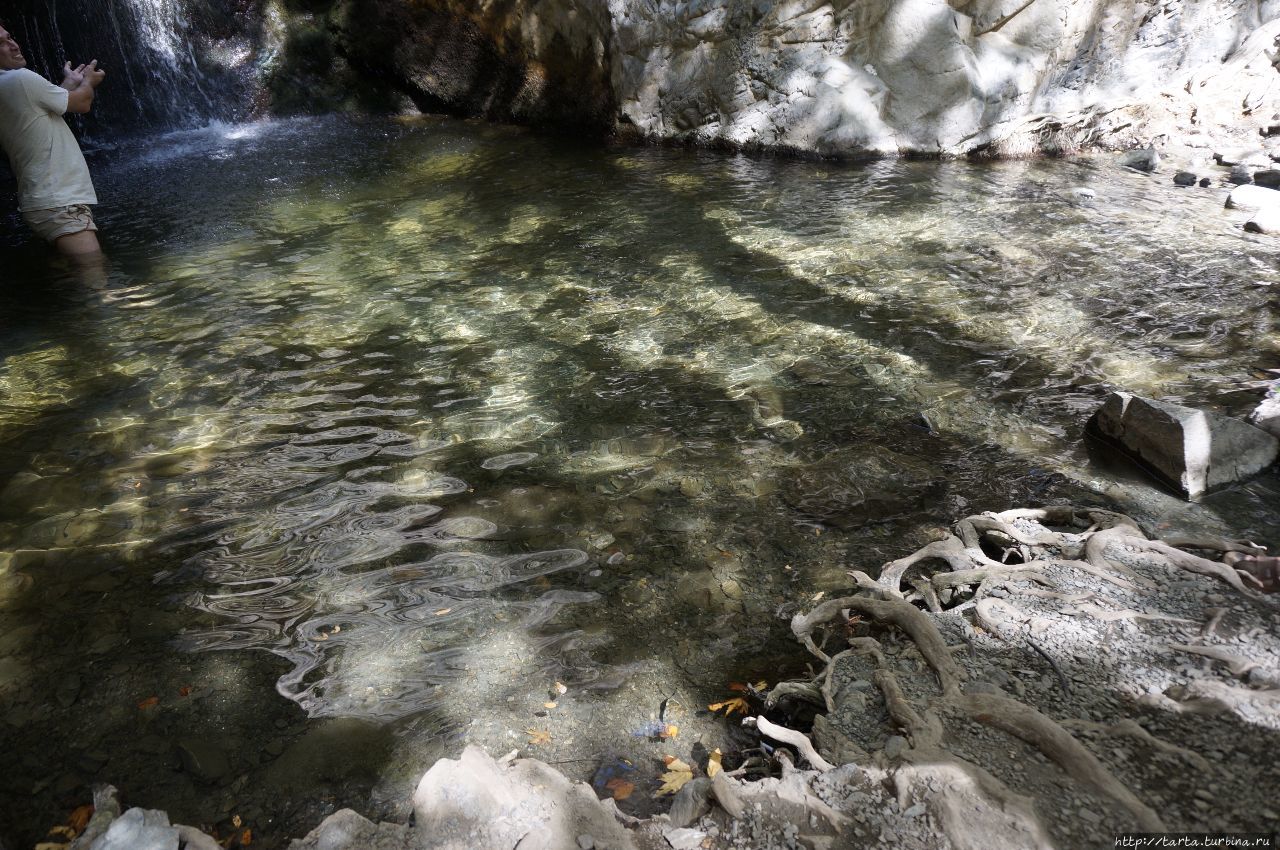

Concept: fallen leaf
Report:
left=707, top=748, right=723, bottom=779
left=33, top=843, right=68, bottom=850
left=554, top=681, right=567, bottom=695
left=316, top=631, right=328, bottom=641
left=544, top=701, right=558, bottom=709
left=137, top=696, right=159, bottom=710
left=48, top=826, right=76, bottom=839
left=434, top=608, right=452, bottom=616
left=657, top=758, right=694, bottom=795
left=232, top=815, right=242, bottom=828
left=332, top=625, right=341, bottom=633
left=811, top=591, right=825, bottom=602
left=526, top=728, right=551, bottom=746
left=708, top=697, right=749, bottom=717
left=604, top=777, right=635, bottom=800
left=68, top=805, right=93, bottom=833
left=178, top=686, right=192, bottom=697
left=728, top=680, right=767, bottom=693
left=240, top=828, right=252, bottom=846
left=660, top=724, right=679, bottom=739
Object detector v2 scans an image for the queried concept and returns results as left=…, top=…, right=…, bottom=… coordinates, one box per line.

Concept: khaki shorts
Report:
left=22, top=204, right=98, bottom=243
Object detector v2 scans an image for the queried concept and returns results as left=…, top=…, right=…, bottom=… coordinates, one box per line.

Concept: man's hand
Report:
left=83, top=59, right=105, bottom=88
left=60, top=61, right=87, bottom=91
left=64, top=60, right=104, bottom=113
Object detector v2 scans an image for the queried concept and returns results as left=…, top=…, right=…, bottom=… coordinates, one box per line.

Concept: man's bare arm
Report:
left=64, top=59, right=104, bottom=114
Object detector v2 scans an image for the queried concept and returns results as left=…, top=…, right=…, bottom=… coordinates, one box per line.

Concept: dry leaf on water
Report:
left=526, top=728, right=552, bottom=746
left=707, top=748, right=723, bottom=779
left=137, top=696, right=159, bottom=710
left=657, top=757, right=694, bottom=795
left=434, top=608, right=452, bottom=616
left=604, top=777, right=635, bottom=800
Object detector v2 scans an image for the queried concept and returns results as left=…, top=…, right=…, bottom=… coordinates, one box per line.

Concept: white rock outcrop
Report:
left=608, top=0, right=1280, bottom=156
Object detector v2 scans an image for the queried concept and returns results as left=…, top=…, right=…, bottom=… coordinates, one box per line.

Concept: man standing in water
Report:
left=0, top=22, right=106, bottom=259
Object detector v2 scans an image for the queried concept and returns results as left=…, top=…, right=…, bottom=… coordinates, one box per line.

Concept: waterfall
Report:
left=5, top=0, right=250, bottom=138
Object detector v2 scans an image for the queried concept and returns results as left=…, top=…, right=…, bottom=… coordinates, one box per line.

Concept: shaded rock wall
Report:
left=300, top=0, right=1280, bottom=155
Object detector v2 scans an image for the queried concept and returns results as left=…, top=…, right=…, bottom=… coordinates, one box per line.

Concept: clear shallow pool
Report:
left=1, top=115, right=1277, bottom=843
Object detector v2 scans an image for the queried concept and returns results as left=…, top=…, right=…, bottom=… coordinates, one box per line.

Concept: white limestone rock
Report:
left=1226, top=184, right=1280, bottom=212
left=1087, top=392, right=1279, bottom=500
left=1245, top=207, right=1280, bottom=233
left=1251, top=393, right=1280, bottom=439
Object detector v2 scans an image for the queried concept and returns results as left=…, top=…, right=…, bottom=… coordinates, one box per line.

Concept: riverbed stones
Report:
left=1228, top=164, right=1253, bottom=184
left=1173, top=171, right=1198, bottom=186
left=1215, top=148, right=1272, bottom=167
left=1086, top=392, right=1279, bottom=499
left=411, top=746, right=637, bottom=850
left=780, top=446, right=944, bottom=528
left=265, top=719, right=392, bottom=790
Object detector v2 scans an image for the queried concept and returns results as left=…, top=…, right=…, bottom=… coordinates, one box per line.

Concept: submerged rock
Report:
left=1086, top=392, right=1278, bottom=500
left=1120, top=149, right=1160, bottom=172
left=780, top=446, right=944, bottom=528
left=1173, top=171, right=1198, bottom=186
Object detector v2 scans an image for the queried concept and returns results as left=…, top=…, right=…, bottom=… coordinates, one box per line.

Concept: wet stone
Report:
left=177, top=738, right=232, bottom=785
left=1173, top=171, right=1198, bottom=186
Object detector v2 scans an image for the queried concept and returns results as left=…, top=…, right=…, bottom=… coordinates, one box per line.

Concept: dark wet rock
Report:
left=265, top=718, right=392, bottom=789
left=1199, top=177, right=1212, bottom=187
left=1226, top=184, right=1280, bottom=212
left=1173, top=171, right=1197, bottom=186
left=1228, top=164, right=1253, bottom=184
left=780, top=446, right=944, bottom=528
left=1086, top=391, right=1278, bottom=500
left=1255, top=170, right=1280, bottom=190
left=1119, top=148, right=1160, bottom=172
left=1245, top=208, right=1280, bottom=234
left=668, top=777, right=712, bottom=828
left=176, top=738, right=232, bottom=785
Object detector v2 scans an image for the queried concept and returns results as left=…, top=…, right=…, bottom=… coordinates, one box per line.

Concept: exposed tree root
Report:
left=774, top=503, right=1280, bottom=844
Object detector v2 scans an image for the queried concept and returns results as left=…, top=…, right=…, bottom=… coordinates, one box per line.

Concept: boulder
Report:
left=1199, top=177, right=1212, bottom=187
left=1245, top=208, right=1280, bottom=234
left=411, top=746, right=637, bottom=850
left=1215, top=148, right=1272, bottom=167
left=1173, top=171, right=1198, bottom=186
left=1253, top=170, right=1280, bottom=189
left=1251, top=393, right=1280, bottom=439
left=85, top=808, right=178, bottom=850
left=1226, top=184, right=1280, bottom=212
left=1087, top=392, right=1278, bottom=500
left=1120, top=149, right=1160, bottom=172
left=286, top=809, right=414, bottom=850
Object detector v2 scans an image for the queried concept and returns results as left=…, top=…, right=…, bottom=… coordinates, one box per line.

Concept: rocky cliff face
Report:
left=299, top=0, right=1280, bottom=156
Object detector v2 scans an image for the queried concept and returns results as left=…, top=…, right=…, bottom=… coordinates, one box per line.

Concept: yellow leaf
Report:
left=544, top=701, right=558, bottom=709
left=707, top=748, right=722, bottom=779
left=526, top=728, right=551, bottom=746
left=232, top=815, right=242, bottom=828
left=434, top=608, right=452, bottom=616
left=34, top=843, right=68, bottom=850
left=707, top=697, right=749, bottom=717
left=660, top=724, right=679, bottom=739
left=657, top=758, right=694, bottom=795
left=48, top=827, right=76, bottom=839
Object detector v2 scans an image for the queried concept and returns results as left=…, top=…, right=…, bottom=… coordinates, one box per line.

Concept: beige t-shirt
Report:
left=0, top=68, right=97, bottom=211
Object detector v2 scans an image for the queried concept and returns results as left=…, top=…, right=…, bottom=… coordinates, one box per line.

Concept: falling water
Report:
left=3, top=0, right=247, bottom=136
